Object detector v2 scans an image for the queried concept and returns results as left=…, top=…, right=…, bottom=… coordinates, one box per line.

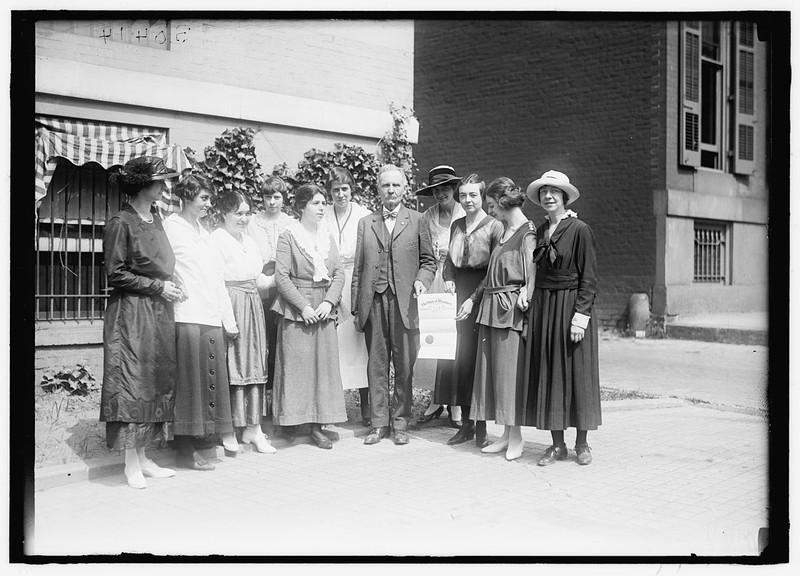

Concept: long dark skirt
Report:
left=433, top=267, right=485, bottom=407
left=470, top=325, right=526, bottom=426
left=101, top=290, right=175, bottom=450
left=523, top=287, right=601, bottom=430
left=173, top=323, right=234, bottom=437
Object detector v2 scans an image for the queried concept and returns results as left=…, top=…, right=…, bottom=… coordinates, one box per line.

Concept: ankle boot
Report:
left=446, top=419, right=475, bottom=445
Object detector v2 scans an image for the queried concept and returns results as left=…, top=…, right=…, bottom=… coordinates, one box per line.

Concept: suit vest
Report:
left=374, top=221, right=396, bottom=294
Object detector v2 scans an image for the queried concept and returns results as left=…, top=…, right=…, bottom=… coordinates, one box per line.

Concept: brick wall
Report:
left=414, top=20, right=666, bottom=327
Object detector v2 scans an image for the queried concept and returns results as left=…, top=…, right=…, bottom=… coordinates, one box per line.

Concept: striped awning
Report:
left=35, top=116, right=190, bottom=216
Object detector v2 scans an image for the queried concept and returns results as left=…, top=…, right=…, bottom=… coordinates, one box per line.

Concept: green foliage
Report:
left=288, top=143, right=383, bottom=211
left=378, top=104, right=419, bottom=192
left=198, top=127, right=264, bottom=222
left=39, top=364, right=99, bottom=396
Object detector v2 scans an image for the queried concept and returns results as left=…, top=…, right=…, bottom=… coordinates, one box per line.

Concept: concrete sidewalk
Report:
left=30, top=401, right=768, bottom=557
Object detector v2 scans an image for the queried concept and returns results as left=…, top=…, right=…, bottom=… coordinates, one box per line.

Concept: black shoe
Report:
left=364, top=426, right=390, bottom=445
left=447, top=421, right=475, bottom=445
left=311, top=428, right=333, bottom=450
left=537, top=444, right=568, bottom=466
left=393, top=430, right=409, bottom=445
left=361, top=417, right=372, bottom=428
left=448, top=417, right=462, bottom=429
left=416, top=405, right=444, bottom=427
left=277, top=425, right=296, bottom=442
left=175, top=452, right=215, bottom=471
left=575, top=443, right=593, bottom=465
left=475, top=421, right=490, bottom=448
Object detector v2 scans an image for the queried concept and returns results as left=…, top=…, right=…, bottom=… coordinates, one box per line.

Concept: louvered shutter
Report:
left=732, top=21, right=756, bottom=175
left=680, top=21, right=701, bottom=167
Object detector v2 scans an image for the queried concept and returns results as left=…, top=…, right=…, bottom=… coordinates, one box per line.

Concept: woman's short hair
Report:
left=260, top=176, right=290, bottom=202
left=458, top=173, right=486, bottom=196
left=325, top=167, right=356, bottom=198
left=174, top=174, right=214, bottom=202
left=485, top=177, right=525, bottom=209
left=215, top=191, right=251, bottom=217
left=292, top=183, right=325, bottom=217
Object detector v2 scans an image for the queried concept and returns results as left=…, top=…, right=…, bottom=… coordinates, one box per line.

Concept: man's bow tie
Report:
left=383, top=209, right=398, bottom=220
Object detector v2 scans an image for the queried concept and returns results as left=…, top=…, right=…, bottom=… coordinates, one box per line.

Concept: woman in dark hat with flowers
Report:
left=100, top=155, right=185, bottom=489
left=522, top=170, right=601, bottom=466
left=415, top=165, right=465, bottom=429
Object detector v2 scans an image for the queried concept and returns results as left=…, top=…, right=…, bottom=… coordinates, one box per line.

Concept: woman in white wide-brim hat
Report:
left=522, top=170, right=601, bottom=467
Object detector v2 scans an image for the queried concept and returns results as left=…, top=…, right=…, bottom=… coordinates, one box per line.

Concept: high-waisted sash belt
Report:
left=225, top=279, right=257, bottom=293
left=290, top=278, right=331, bottom=289
left=484, top=284, right=521, bottom=312
left=536, top=269, right=580, bottom=290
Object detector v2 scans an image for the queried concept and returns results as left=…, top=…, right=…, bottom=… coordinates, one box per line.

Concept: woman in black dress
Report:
left=441, top=174, right=503, bottom=448
left=523, top=170, right=601, bottom=466
left=100, top=156, right=184, bottom=489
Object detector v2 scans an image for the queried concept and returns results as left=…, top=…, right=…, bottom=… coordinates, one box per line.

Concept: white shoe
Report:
left=140, top=459, right=176, bottom=478
left=124, top=465, right=147, bottom=489
left=221, top=433, right=239, bottom=453
left=505, top=427, right=524, bottom=460
left=242, top=427, right=277, bottom=454
left=481, top=438, right=509, bottom=453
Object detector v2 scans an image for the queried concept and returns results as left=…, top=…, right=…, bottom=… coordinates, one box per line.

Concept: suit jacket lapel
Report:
left=370, top=212, right=387, bottom=249
left=392, top=206, right=410, bottom=242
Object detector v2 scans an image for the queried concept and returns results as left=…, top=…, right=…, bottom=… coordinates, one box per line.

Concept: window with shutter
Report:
left=679, top=20, right=760, bottom=175
left=732, top=21, right=756, bottom=175
left=680, top=21, right=701, bottom=167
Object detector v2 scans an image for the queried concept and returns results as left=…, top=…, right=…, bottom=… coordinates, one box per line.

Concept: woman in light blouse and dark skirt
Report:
left=163, top=174, right=240, bottom=471
left=209, top=191, right=277, bottom=454
left=522, top=170, right=601, bottom=466
left=442, top=174, right=504, bottom=448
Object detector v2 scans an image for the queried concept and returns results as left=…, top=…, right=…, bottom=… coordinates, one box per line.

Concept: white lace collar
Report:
left=287, top=220, right=332, bottom=282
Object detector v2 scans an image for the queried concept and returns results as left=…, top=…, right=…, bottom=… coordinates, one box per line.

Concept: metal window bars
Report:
left=693, top=221, right=728, bottom=283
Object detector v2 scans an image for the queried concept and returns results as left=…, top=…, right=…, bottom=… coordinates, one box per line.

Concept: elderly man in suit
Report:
left=351, top=164, right=437, bottom=445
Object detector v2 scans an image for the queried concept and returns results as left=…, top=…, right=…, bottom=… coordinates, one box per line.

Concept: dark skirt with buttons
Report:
left=173, top=323, right=234, bottom=437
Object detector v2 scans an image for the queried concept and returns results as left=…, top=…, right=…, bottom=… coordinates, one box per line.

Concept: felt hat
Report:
left=526, top=170, right=581, bottom=206
left=415, top=165, right=461, bottom=196
left=119, top=156, right=181, bottom=187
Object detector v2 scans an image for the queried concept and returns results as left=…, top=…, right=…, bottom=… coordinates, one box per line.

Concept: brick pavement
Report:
left=31, top=403, right=767, bottom=558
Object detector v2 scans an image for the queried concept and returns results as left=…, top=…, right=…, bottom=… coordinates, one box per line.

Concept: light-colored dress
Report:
left=324, top=202, right=372, bottom=390
left=271, top=222, right=347, bottom=425
left=417, top=202, right=466, bottom=391
left=422, top=202, right=466, bottom=293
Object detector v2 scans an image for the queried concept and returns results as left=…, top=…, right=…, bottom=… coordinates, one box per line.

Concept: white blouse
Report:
left=208, top=228, right=265, bottom=282
left=247, top=211, right=295, bottom=264
left=162, top=214, right=237, bottom=331
left=323, top=202, right=371, bottom=264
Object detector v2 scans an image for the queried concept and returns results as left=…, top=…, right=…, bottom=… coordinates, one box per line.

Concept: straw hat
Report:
left=526, top=170, right=580, bottom=206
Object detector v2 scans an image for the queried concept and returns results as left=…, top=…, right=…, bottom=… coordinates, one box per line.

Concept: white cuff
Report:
left=571, top=312, right=590, bottom=330
left=222, top=319, right=238, bottom=333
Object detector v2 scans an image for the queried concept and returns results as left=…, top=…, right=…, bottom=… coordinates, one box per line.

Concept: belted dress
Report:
left=469, top=221, right=537, bottom=426
left=523, top=216, right=601, bottom=430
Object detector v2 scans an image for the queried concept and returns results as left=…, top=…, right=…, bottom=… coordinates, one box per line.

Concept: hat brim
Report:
left=526, top=180, right=580, bottom=206
left=150, top=172, right=182, bottom=181
left=415, top=175, right=461, bottom=196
